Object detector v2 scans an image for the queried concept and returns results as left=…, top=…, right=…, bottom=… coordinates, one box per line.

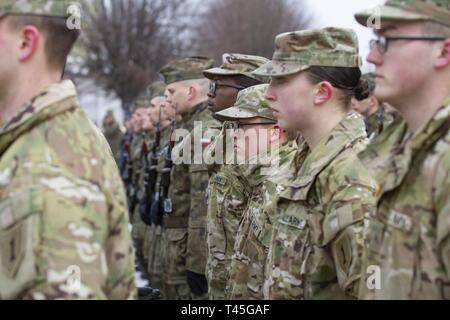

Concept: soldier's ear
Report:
left=18, top=25, right=40, bottom=63
left=313, top=81, right=333, bottom=106
left=434, top=38, right=450, bottom=69
left=187, top=85, right=197, bottom=101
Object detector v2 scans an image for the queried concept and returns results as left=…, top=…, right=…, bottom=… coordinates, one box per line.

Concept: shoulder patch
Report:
left=213, top=174, right=227, bottom=186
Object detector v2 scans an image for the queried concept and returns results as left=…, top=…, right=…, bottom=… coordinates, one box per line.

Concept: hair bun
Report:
left=353, top=78, right=371, bottom=101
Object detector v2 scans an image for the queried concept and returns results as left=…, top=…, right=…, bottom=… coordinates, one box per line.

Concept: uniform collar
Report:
left=277, top=113, right=367, bottom=201
left=0, top=80, right=78, bottom=155
left=379, top=95, right=450, bottom=194
left=181, top=100, right=208, bottom=123
left=238, top=140, right=297, bottom=188
left=291, top=112, right=367, bottom=188
left=409, top=96, right=450, bottom=153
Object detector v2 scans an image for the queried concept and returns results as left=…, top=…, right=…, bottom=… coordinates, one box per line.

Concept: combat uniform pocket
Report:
left=365, top=208, right=421, bottom=299
left=245, top=229, right=269, bottom=299
left=0, top=188, right=42, bottom=299
left=167, top=228, right=188, bottom=242
left=206, top=174, right=231, bottom=258
left=268, top=202, right=311, bottom=299
left=165, top=229, right=188, bottom=282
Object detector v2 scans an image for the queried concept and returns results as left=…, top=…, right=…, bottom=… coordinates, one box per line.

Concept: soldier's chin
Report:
left=374, top=86, right=393, bottom=105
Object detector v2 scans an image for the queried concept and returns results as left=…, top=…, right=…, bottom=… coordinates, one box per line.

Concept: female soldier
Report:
left=252, top=27, right=378, bottom=300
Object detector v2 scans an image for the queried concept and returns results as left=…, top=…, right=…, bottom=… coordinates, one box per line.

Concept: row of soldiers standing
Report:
left=117, top=33, right=400, bottom=300
left=1, top=0, right=448, bottom=301
left=119, top=0, right=450, bottom=300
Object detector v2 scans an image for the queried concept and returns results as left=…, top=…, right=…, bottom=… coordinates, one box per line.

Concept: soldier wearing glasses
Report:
left=202, top=54, right=269, bottom=299
left=355, top=0, right=450, bottom=299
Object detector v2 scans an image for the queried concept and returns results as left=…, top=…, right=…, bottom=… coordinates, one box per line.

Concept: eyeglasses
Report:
left=230, top=121, right=277, bottom=131
left=369, top=36, right=446, bottom=54
left=209, top=80, right=246, bottom=94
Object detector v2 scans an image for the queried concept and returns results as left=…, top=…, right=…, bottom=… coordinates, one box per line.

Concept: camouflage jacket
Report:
left=135, top=131, right=153, bottom=208
left=365, top=106, right=396, bottom=141
left=226, top=140, right=298, bottom=300
left=131, top=133, right=145, bottom=190
left=206, top=162, right=250, bottom=299
left=204, top=121, right=235, bottom=176
left=0, top=80, right=136, bottom=300
left=125, top=132, right=143, bottom=219
left=167, top=101, right=221, bottom=274
left=102, top=120, right=123, bottom=161
left=155, top=126, right=171, bottom=194
left=264, top=112, right=377, bottom=300
left=359, top=96, right=450, bottom=300
left=204, top=122, right=247, bottom=299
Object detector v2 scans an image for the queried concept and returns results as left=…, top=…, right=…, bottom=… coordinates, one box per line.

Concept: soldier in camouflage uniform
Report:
left=141, top=81, right=168, bottom=292
left=252, top=27, right=378, bottom=299
left=0, top=1, right=136, bottom=299
left=102, top=109, right=124, bottom=162
left=159, top=57, right=220, bottom=299
left=202, top=54, right=269, bottom=299
left=211, top=84, right=298, bottom=299
left=351, top=73, right=397, bottom=140
left=129, top=96, right=153, bottom=278
left=355, top=0, right=450, bottom=299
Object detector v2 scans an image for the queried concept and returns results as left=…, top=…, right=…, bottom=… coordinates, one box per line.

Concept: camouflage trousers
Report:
left=161, top=228, right=209, bottom=300
left=161, top=228, right=191, bottom=300
left=131, top=208, right=148, bottom=276
left=145, top=224, right=164, bottom=291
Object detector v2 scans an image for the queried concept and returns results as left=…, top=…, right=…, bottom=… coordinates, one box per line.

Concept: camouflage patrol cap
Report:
left=159, top=56, right=214, bottom=85
left=253, top=27, right=362, bottom=78
left=214, top=84, right=276, bottom=122
left=203, top=53, right=270, bottom=83
left=0, top=0, right=73, bottom=18
left=132, top=93, right=150, bottom=111
left=355, top=0, right=450, bottom=28
left=147, top=81, right=166, bottom=99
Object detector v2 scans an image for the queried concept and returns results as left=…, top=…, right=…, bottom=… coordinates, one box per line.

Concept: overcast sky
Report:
left=305, top=0, right=385, bottom=72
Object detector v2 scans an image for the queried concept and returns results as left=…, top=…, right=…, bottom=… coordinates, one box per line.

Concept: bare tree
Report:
left=191, top=0, right=313, bottom=61
left=77, top=0, right=190, bottom=115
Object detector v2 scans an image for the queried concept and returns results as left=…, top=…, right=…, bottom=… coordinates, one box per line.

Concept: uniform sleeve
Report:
left=320, top=158, right=377, bottom=298
left=434, top=151, right=450, bottom=292
left=103, top=194, right=137, bottom=300
left=184, top=123, right=217, bottom=275
left=186, top=164, right=209, bottom=274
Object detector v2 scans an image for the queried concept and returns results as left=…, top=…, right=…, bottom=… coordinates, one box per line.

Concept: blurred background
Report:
left=66, top=0, right=385, bottom=126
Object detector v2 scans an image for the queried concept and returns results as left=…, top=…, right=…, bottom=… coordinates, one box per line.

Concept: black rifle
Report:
left=118, top=130, right=129, bottom=179
left=151, top=113, right=176, bottom=226
left=120, top=130, right=137, bottom=217
left=139, top=109, right=161, bottom=226
left=134, top=131, right=148, bottom=222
